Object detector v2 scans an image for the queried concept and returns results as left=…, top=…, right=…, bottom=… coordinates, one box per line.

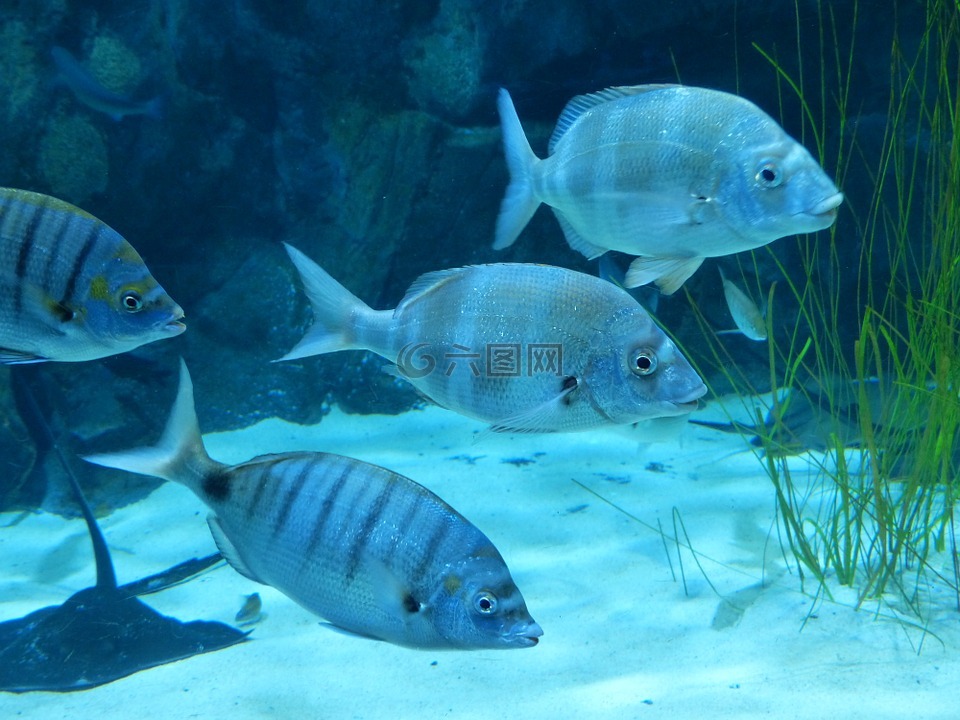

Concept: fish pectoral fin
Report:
left=368, top=559, right=425, bottom=618
left=688, top=196, right=715, bottom=225
left=484, top=380, right=579, bottom=435
left=29, top=288, right=77, bottom=324
left=207, top=515, right=264, bottom=584
left=2, top=273, right=77, bottom=329
left=552, top=210, right=607, bottom=259
left=624, top=256, right=704, bottom=294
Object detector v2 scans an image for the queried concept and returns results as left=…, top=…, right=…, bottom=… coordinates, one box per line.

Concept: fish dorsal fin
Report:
left=551, top=210, right=607, bottom=259
left=207, top=515, right=264, bottom=584
left=395, top=268, right=471, bottom=315
left=549, top=84, right=682, bottom=153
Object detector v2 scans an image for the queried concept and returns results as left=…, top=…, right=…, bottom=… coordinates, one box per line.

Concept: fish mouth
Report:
left=164, top=320, right=187, bottom=336
left=672, top=399, right=702, bottom=413
left=667, top=384, right=708, bottom=414
left=508, top=621, right=543, bottom=647
left=804, top=191, right=845, bottom=220
left=162, top=305, right=186, bottom=336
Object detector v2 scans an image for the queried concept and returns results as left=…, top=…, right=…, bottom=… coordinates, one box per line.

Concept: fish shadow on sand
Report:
left=0, top=369, right=248, bottom=694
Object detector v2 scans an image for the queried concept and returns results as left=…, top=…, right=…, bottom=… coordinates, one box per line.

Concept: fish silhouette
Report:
left=0, top=371, right=247, bottom=693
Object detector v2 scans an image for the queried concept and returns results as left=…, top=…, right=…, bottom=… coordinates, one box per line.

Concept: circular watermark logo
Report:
left=396, top=342, right=436, bottom=379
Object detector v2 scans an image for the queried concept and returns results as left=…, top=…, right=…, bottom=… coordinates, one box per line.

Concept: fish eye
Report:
left=631, top=348, right=658, bottom=376
left=473, top=591, right=498, bottom=615
left=756, top=162, right=782, bottom=188
left=121, top=290, right=144, bottom=313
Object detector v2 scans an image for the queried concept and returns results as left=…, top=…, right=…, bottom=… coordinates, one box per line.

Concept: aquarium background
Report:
left=0, top=0, right=923, bottom=514
left=2, top=0, right=960, bottom=715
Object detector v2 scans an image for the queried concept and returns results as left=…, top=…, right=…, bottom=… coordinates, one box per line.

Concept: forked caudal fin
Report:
left=82, top=359, right=220, bottom=491
left=276, top=243, right=372, bottom=361
left=493, top=89, right=542, bottom=251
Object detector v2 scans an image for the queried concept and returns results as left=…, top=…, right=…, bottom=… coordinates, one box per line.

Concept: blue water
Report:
left=1, top=1, right=957, bottom=717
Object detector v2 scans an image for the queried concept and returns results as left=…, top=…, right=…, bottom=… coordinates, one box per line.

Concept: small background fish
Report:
left=51, top=46, right=163, bottom=120
left=716, top=267, right=767, bottom=341
left=235, top=593, right=263, bottom=626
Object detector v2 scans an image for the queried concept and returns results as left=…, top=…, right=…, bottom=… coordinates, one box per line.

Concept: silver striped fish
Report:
left=84, top=361, right=542, bottom=650
left=494, top=85, right=843, bottom=294
left=279, top=244, right=706, bottom=433
left=0, top=188, right=184, bottom=363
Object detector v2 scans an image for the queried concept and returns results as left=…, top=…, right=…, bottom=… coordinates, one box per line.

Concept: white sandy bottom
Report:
left=1, top=399, right=959, bottom=719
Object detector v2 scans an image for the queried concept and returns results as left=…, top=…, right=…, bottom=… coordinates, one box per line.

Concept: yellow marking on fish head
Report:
left=443, top=574, right=463, bottom=596
left=88, top=275, right=111, bottom=301
left=119, top=280, right=154, bottom=295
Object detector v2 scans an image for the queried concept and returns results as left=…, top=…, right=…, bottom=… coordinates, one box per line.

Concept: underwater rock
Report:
left=0, top=21, right=43, bottom=126
left=86, top=35, right=144, bottom=96
left=1, top=362, right=172, bottom=516
left=0, top=369, right=39, bottom=512
left=0, top=17, right=56, bottom=185
left=404, top=0, right=488, bottom=122
left=38, top=115, right=109, bottom=204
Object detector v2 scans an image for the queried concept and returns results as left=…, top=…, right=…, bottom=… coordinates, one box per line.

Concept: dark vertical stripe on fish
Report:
left=412, top=512, right=452, bottom=581
left=245, top=460, right=276, bottom=521
left=13, top=201, right=44, bottom=315
left=60, top=221, right=99, bottom=308
left=271, top=458, right=314, bottom=537
left=42, top=209, right=75, bottom=297
left=386, top=489, right=425, bottom=565
left=299, top=461, right=353, bottom=572
left=344, top=477, right=399, bottom=582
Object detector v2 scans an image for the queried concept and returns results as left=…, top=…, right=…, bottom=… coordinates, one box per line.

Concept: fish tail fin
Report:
left=83, top=360, right=219, bottom=491
left=277, top=243, right=371, bottom=361
left=493, top=88, right=541, bottom=251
